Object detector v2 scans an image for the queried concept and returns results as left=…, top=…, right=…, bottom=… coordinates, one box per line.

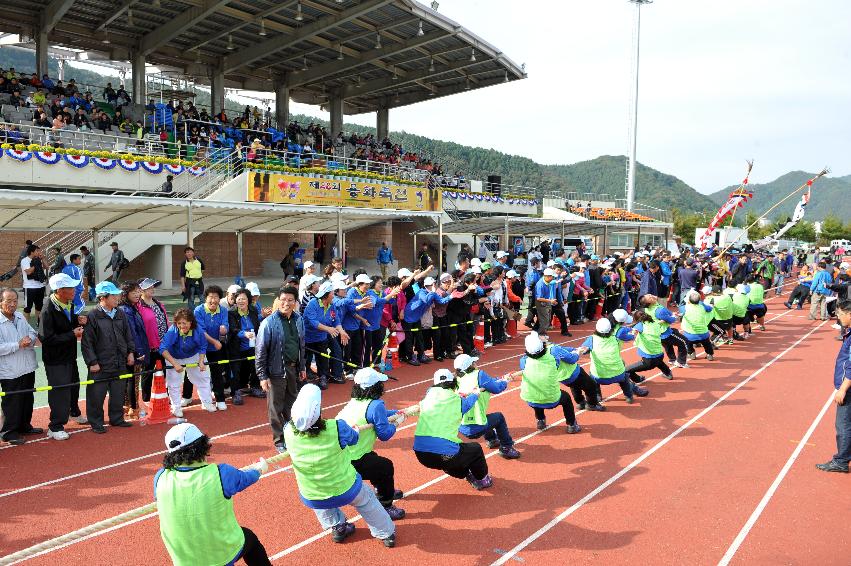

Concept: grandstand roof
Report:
left=3, top=0, right=526, bottom=114
left=0, top=189, right=440, bottom=233
left=411, top=216, right=673, bottom=238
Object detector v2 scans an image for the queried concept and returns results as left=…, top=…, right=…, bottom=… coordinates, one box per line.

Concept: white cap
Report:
left=736, top=284, right=746, bottom=293
left=331, top=272, right=349, bottom=282
left=302, top=274, right=321, bottom=288
left=355, top=274, right=371, bottom=285
left=495, top=251, right=509, bottom=259
left=245, top=282, right=261, bottom=296
left=226, top=284, right=240, bottom=294
left=471, top=266, right=482, bottom=274
left=596, top=318, right=613, bottom=334
left=303, top=260, right=314, bottom=269
left=423, top=276, right=435, bottom=287
left=453, top=353, right=478, bottom=372
left=440, top=272, right=453, bottom=281
left=543, top=268, right=556, bottom=277
left=701, top=285, right=713, bottom=295
left=315, top=281, right=334, bottom=298
left=546, top=260, right=556, bottom=267
left=291, top=383, right=322, bottom=431
left=398, top=268, right=413, bottom=278
left=139, top=278, right=162, bottom=290
left=433, top=368, right=455, bottom=385
left=49, top=272, right=80, bottom=289
left=470, top=258, right=482, bottom=267
left=612, top=309, right=633, bottom=324
left=506, top=270, right=518, bottom=278
left=332, top=280, right=348, bottom=291
left=841, top=262, right=849, bottom=269
left=525, top=331, right=544, bottom=355
left=353, top=367, right=389, bottom=387
left=724, top=287, right=736, bottom=295
left=165, top=423, right=204, bottom=452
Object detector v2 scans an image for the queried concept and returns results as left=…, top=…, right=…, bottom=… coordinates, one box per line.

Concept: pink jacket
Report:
left=136, top=299, right=169, bottom=350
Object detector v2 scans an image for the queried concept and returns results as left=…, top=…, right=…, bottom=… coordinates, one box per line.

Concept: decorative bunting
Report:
left=119, top=159, right=141, bottom=172
left=63, top=153, right=89, bottom=168
left=93, top=157, right=117, bottom=170
left=6, top=148, right=32, bottom=162
left=34, top=150, right=60, bottom=164
left=188, top=165, right=206, bottom=177
left=140, top=161, right=164, bottom=174
left=164, top=163, right=185, bottom=175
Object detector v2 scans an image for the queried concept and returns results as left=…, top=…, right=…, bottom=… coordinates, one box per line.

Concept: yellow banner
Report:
left=246, top=172, right=440, bottom=212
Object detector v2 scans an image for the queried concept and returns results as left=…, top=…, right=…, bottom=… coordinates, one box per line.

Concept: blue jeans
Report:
left=311, top=482, right=395, bottom=540
left=834, top=389, right=851, bottom=466
left=461, top=412, right=514, bottom=447
left=773, top=273, right=785, bottom=295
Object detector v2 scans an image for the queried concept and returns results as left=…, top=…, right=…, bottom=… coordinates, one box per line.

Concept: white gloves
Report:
left=393, top=412, right=406, bottom=425
left=251, top=457, right=269, bottom=475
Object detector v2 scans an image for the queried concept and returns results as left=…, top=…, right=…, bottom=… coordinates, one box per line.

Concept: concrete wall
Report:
left=1, top=155, right=174, bottom=193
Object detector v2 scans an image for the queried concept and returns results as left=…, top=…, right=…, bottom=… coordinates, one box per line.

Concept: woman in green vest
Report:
left=454, top=353, right=521, bottom=458
left=626, top=309, right=674, bottom=380
left=730, top=285, right=752, bottom=340
left=520, top=331, right=589, bottom=431
left=335, top=367, right=406, bottom=520
left=705, top=285, right=734, bottom=345
left=154, top=423, right=271, bottom=565
left=680, top=290, right=716, bottom=361
left=285, top=383, right=397, bottom=547
left=745, top=275, right=768, bottom=331
left=579, top=317, right=649, bottom=404
left=413, top=369, right=493, bottom=490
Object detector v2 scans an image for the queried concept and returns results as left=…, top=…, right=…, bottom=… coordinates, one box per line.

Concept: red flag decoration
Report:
left=698, top=161, right=754, bottom=249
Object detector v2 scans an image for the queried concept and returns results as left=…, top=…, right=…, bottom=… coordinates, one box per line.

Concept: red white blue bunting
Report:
left=35, top=150, right=61, bottom=164
left=119, top=159, right=140, bottom=172
left=164, top=163, right=185, bottom=175
left=141, top=161, right=163, bottom=174
left=63, top=154, right=89, bottom=168
left=93, top=157, right=117, bottom=170
left=188, top=165, right=206, bottom=177
left=6, top=148, right=32, bottom=161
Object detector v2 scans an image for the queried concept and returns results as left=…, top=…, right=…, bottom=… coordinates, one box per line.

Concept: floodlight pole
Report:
left=626, top=0, right=651, bottom=213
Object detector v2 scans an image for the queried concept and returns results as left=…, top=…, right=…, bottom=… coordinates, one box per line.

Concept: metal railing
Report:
left=0, top=120, right=168, bottom=156
left=172, top=148, right=237, bottom=199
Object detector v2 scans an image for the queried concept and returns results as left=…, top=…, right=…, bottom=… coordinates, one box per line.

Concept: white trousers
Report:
left=165, top=353, right=213, bottom=407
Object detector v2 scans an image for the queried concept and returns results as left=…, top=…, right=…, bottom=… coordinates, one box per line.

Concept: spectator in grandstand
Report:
left=376, top=242, right=394, bottom=280
left=94, top=111, right=112, bottom=134
left=0, top=287, right=40, bottom=446
left=160, top=174, right=174, bottom=197
left=34, top=111, right=51, bottom=129
left=20, top=244, right=47, bottom=325
left=73, top=107, right=91, bottom=130
left=103, top=82, right=117, bottom=105
left=8, top=89, right=24, bottom=109
left=81, top=281, right=135, bottom=433
left=27, top=88, right=46, bottom=107
left=107, top=242, right=125, bottom=282
left=41, top=74, right=54, bottom=92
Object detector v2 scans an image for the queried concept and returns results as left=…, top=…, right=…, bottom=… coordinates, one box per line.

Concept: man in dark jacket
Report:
left=40, top=273, right=88, bottom=440
left=256, top=286, right=306, bottom=453
left=81, top=281, right=134, bottom=433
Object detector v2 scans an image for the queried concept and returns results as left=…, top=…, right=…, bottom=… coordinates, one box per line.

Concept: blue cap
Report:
left=590, top=254, right=600, bottom=261
left=94, top=281, right=122, bottom=296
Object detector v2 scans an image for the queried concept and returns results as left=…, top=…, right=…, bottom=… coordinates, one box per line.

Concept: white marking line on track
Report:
left=716, top=391, right=835, bottom=566
left=488, top=319, right=827, bottom=566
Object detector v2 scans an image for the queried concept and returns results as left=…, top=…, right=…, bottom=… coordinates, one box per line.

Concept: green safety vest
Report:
left=336, top=398, right=377, bottom=462
left=284, top=419, right=358, bottom=501
left=634, top=318, right=664, bottom=356
left=646, top=305, right=669, bottom=334
left=748, top=283, right=765, bottom=305
left=732, top=292, right=749, bottom=317
left=459, top=370, right=489, bottom=426
left=590, top=334, right=626, bottom=380
left=708, top=294, right=733, bottom=321
left=156, top=464, right=245, bottom=566
left=520, top=349, right=563, bottom=405
left=681, top=302, right=711, bottom=336
left=414, top=387, right=462, bottom=444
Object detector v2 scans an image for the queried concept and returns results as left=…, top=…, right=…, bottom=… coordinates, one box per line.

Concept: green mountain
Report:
left=1, top=46, right=720, bottom=213
left=710, top=171, right=851, bottom=221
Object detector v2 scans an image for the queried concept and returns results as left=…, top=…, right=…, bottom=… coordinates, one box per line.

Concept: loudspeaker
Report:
left=487, top=175, right=502, bottom=197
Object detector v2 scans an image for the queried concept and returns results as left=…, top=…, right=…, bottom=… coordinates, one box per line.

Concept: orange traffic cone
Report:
left=474, top=320, right=485, bottom=348
left=551, top=314, right=561, bottom=329
left=387, top=332, right=400, bottom=363
left=506, top=318, right=517, bottom=338
left=145, top=360, right=171, bottom=425
left=593, top=297, right=604, bottom=320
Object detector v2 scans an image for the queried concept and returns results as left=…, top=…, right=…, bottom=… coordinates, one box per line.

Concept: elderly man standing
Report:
left=40, top=273, right=88, bottom=440
left=0, top=287, right=41, bottom=445
left=256, top=286, right=306, bottom=453
left=817, top=299, right=851, bottom=473
left=81, top=281, right=135, bottom=433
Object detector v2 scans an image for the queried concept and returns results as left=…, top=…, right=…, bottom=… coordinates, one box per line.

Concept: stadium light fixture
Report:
left=338, top=44, right=344, bottom=60
left=394, top=92, right=400, bottom=103
left=259, top=19, right=267, bottom=36
left=375, top=32, right=382, bottom=49
left=469, top=48, right=476, bottom=62
left=227, top=34, right=234, bottom=50
left=431, top=1, right=439, bottom=10
left=417, top=21, right=424, bottom=37
left=102, top=31, right=110, bottom=44
left=302, top=55, right=308, bottom=71
left=392, top=66, right=398, bottom=80
left=295, top=2, right=304, bottom=21
left=465, top=77, right=470, bottom=90
left=428, top=57, right=435, bottom=72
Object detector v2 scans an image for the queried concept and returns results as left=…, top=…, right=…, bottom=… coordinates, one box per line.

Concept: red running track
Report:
left=2, top=298, right=849, bottom=565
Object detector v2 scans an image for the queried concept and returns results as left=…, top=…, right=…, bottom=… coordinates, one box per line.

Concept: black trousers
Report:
left=45, top=361, right=81, bottom=432
left=207, top=349, right=238, bottom=402
left=352, top=451, right=396, bottom=507
left=532, top=390, right=576, bottom=426
left=625, top=356, right=671, bottom=377
left=1, top=372, right=35, bottom=439
left=788, top=285, right=810, bottom=307
left=305, top=340, right=330, bottom=379
left=585, top=290, right=600, bottom=319
left=400, top=320, right=425, bottom=360
left=344, top=328, right=365, bottom=369
left=687, top=337, right=715, bottom=356
left=662, top=328, right=692, bottom=365
left=237, top=527, right=271, bottom=566
left=86, top=373, right=126, bottom=428
left=568, top=367, right=602, bottom=406
left=142, top=350, right=164, bottom=402
left=267, top=365, right=299, bottom=447
left=367, top=328, right=386, bottom=367
left=448, top=315, right=474, bottom=354
left=552, top=304, right=568, bottom=333
left=433, top=315, right=450, bottom=358
left=415, top=442, right=488, bottom=481
left=232, top=348, right=259, bottom=389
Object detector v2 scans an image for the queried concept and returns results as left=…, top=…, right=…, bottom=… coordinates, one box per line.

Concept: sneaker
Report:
left=470, top=474, right=494, bottom=490
left=381, top=534, right=397, bottom=548
left=171, top=407, right=184, bottom=418
left=403, top=357, right=420, bottom=367
left=707, top=354, right=715, bottom=361
left=275, top=443, right=286, bottom=454
left=318, top=377, right=329, bottom=390
left=662, top=371, right=674, bottom=380
left=758, top=324, right=766, bottom=331
left=331, top=522, right=356, bottom=543
left=536, top=418, right=547, bottom=431
left=633, top=386, right=649, bottom=397
left=232, top=391, right=244, bottom=405
left=47, top=429, right=70, bottom=441
left=687, top=352, right=697, bottom=360
left=111, top=421, right=132, bottom=428
left=725, top=338, right=734, bottom=345
left=3, top=434, right=25, bottom=445
left=249, top=388, right=267, bottom=398
left=384, top=505, right=406, bottom=520
left=631, top=375, right=646, bottom=384
left=733, top=334, right=745, bottom=342
left=588, top=404, right=606, bottom=411
left=71, top=415, right=88, bottom=425
left=816, top=460, right=849, bottom=473
left=417, top=354, right=432, bottom=364
left=832, top=323, right=842, bottom=331
left=216, top=402, right=227, bottom=411
left=393, top=489, right=404, bottom=500
left=566, top=423, right=582, bottom=434
left=202, top=402, right=217, bottom=412
left=672, top=361, right=690, bottom=369
left=484, top=342, right=493, bottom=348
left=91, top=426, right=107, bottom=434
left=330, top=375, right=346, bottom=384
left=625, top=395, right=635, bottom=404
left=783, top=302, right=791, bottom=309
left=577, top=402, right=587, bottom=411
left=180, top=398, right=192, bottom=407
left=470, top=349, right=483, bottom=357
left=499, top=446, right=521, bottom=459
left=487, top=438, right=500, bottom=449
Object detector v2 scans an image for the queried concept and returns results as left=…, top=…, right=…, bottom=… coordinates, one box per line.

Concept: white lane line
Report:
left=489, top=319, right=827, bottom=566
left=716, top=391, right=835, bottom=566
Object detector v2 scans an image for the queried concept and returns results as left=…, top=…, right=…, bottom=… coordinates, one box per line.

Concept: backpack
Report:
left=119, top=257, right=130, bottom=270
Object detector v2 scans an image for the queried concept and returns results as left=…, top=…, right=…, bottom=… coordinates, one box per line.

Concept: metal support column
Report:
left=336, top=210, right=343, bottom=260
left=131, top=52, right=146, bottom=105
left=438, top=216, right=444, bottom=271
left=274, top=79, right=290, bottom=129
left=377, top=105, right=389, bottom=140
left=636, top=225, right=642, bottom=250
left=664, top=227, right=669, bottom=252
left=187, top=201, right=194, bottom=247
left=91, top=229, right=99, bottom=284
left=412, top=232, right=417, bottom=266
left=237, top=230, right=244, bottom=280
left=35, top=29, right=49, bottom=78
left=503, top=218, right=509, bottom=253
left=561, top=221, right=566, bottom=249
left=211, top=67, right=225, bottom=118
left=329, top=94, right=343, bottom=139
left=602, top=225, right=609, bottom=256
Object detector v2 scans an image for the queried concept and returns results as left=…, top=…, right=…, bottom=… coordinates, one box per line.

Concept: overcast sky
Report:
left=292, top=0, right=851, bottom=194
